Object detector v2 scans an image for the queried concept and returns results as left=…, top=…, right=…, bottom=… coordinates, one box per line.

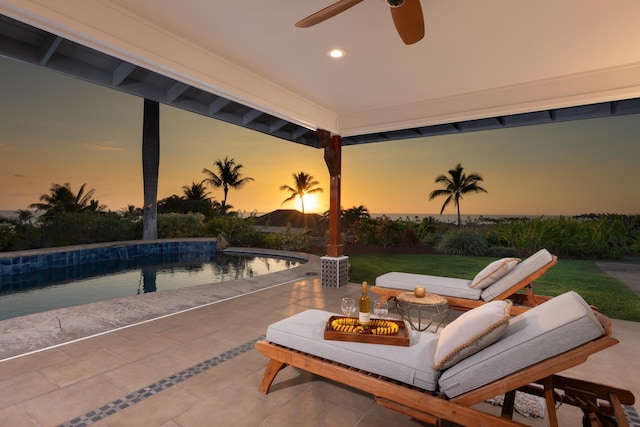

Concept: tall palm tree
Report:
left=29, top=182, right=98, bottom=218
left=429, top=163, right=487, bottom=228
left=202, top=156, right=254, bottom=209
left=142, top=98, right=160, bottom=240
left=280, top=171, right=323, bottom=214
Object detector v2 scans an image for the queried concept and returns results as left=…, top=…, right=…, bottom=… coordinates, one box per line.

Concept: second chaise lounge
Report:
left=371, top=248, right=557, bottom=313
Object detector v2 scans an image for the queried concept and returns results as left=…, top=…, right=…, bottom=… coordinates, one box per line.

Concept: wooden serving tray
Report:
left=323, top=316, right=410, bottom=347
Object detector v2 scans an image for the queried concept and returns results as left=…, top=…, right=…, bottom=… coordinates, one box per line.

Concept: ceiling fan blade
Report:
left=390, top=0, right=425, bottom=45
left=296, top=0, right=365, bottom=28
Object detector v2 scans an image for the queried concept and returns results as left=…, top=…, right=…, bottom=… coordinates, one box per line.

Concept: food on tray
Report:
left=330, top=317, right=399, bottom=335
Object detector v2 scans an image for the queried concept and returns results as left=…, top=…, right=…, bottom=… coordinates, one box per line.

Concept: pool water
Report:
left=0, top=252, right=302, bottom=321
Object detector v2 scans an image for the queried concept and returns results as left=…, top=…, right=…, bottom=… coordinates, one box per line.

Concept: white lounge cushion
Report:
left=375, top=249, right=554, bottom=301
left=375, top=272, right=481, bottom=300
left=433, top=300, right=512, bottom=370
left=470, top=258, right=520, bottom=289
left=265, top=309, right=441, bottom=391
left=480, top=248, right=554, bottom=302
left=438, top=291, right=605, bottom=398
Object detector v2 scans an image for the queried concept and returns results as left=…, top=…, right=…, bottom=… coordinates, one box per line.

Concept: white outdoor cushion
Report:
left=438, top=291, right=605, bottom=398
left=470, top=258, right=520, bottom=289
left=432, top=300, right=512, bottom=370
left=375, top=272, right=481, bottom=300
left=375, top=249, right=554, bottom=301
left=265, top=309, right=441, bottom=391
left=480, top=248, right=554, bottom=301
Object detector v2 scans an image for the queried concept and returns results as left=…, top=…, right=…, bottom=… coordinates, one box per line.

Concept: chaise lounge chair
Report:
left=371, top=248, right=557, bottom=313
left=255, top=291, right=635, bottom=426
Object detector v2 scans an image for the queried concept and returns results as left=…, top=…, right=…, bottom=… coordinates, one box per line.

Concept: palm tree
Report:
left=428, top=163, right=487, bottom=227
left=119, top=205, right=142, bottom=222
left=280, top=171, right=323, bottom=214
left=15, top=209, right=35, bottom=225
left=202, top=157, right=254, bottom=209
left=211, top=199, right=233, bottom=216
left=142, top=98, right=160, bottom=240
left=182, top=181, right=211, bottom=201
left=341, top=205, right=370, bottom=228
left=29, top=182, right=98, bottom=219
left=86, top=199, right=107, bottom=213
left=183, top=181, right=215, bottom=218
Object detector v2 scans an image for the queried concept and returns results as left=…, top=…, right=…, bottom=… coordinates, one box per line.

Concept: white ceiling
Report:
left=3, top=0, right=640, bottom=137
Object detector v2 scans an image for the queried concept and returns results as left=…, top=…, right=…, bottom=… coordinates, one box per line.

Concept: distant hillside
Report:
left=253, top=209, right=323, bottom=233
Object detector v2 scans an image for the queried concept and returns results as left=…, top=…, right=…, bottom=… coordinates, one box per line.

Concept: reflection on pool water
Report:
left=0, top=252, right=302, bottom=321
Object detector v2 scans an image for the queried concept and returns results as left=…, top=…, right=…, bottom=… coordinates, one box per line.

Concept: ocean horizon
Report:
left=0, top=210, right=19, bottom=219
left=254, top=212, right=561, bottom=223
left=369, top=213, right=544, bottom=222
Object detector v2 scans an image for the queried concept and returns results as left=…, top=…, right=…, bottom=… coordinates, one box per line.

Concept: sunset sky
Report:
left=1, top=56, right=639, bottom=218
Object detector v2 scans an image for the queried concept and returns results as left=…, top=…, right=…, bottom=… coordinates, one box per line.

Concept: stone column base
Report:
left=321, top=255, right=349, bottom=287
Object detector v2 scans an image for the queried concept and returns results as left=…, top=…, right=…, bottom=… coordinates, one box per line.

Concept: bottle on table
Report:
left=359, top=281, right=371, bottom=326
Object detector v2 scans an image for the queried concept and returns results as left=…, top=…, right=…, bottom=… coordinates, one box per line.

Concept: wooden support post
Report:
left=318, top=130, right=347, bottom=286
left=319, top=130, right=342, bottom=257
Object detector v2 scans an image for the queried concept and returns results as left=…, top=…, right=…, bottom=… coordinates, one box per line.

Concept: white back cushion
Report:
left=439, top=291, right=605, bottom=397
left=480, top=249, right=554, bottom=301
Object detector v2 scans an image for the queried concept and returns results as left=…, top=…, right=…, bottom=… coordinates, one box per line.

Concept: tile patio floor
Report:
left=0, top=251, right=638, bottom=426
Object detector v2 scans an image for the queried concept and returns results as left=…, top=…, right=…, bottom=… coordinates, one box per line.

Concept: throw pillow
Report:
left=470, top=257, right=520, bottom=289
left=432, top=299, right=512, bottom=370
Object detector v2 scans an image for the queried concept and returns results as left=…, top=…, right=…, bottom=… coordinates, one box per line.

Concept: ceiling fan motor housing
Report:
left=386, top=0, right=405, bottom=7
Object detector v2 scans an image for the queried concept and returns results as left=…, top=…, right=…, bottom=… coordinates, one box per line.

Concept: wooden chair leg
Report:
left=609, top=392, right=631, bottom=427
left=501, top=390, right=516, bottom=419
left=542, top=377, right=559, bottom=427
left=258, top=359, right=287, bottom=394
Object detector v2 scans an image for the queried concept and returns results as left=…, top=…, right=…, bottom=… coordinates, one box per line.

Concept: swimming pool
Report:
left=0, top=251, right=302, bottom=321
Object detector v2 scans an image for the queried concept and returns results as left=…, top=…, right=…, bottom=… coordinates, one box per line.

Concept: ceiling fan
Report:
left=296, top=0, right=425, bottom=45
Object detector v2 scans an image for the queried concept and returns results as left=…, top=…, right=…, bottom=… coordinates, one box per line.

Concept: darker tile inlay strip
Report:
left=57, top=336, right=264, bottom=427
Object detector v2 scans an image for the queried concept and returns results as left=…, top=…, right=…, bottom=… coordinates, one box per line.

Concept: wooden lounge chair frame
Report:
left=255, top=311, right=634, bottom=427
left=371, top=255, right=558, bottom=315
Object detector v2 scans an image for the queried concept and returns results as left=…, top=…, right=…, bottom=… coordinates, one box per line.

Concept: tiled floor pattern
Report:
left=55, top=332, right=640, bottom=427
left=58, top=337, right=264, bottom=427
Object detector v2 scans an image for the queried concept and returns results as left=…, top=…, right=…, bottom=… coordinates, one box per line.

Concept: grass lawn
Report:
left=347, top=254, right=640, bottom=322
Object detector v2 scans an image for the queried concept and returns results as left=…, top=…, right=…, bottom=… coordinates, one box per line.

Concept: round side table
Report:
left=396, top=292, right=449, bottom=332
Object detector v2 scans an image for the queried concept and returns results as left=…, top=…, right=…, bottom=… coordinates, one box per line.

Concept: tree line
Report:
left=2, top=161, right=639, bottom=260
left=0, top=154, right=330, bottom=251
left=11, top=157, right=325, bottom=224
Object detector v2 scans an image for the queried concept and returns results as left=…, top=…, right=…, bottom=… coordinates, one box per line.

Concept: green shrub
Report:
left=157, top=213, right=205, bottom=238
left=37, top=212, right=139, bottom=247
left=487, top=215, right=637, bottom=259
left=352, top=218, right=377, bottom=245
left=349, top=216, right=423, bottom=247
left=0, top=220, right=17, bottom=251
left=437, top=229, right=489, bottom=256
left=204, top=214, right=264, bottom=246
left=260, top=225, right=311, bottom=252
left=375, top=216, right=402, bottom=247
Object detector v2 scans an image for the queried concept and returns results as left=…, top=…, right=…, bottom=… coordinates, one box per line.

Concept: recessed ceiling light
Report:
left=328, top=49, right=345, bottom=59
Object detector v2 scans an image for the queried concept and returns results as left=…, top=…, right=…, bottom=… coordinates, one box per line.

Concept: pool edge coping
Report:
left=0, top=247, right=321, bottom=363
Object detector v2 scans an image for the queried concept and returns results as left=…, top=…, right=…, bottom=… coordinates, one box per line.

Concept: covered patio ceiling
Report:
left=2, top=1, right=640, bottom=148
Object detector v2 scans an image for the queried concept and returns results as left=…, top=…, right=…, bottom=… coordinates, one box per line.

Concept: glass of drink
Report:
left=341, top=297, right=356, bottom=318
left=373, top=299, right=389, bottom=318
